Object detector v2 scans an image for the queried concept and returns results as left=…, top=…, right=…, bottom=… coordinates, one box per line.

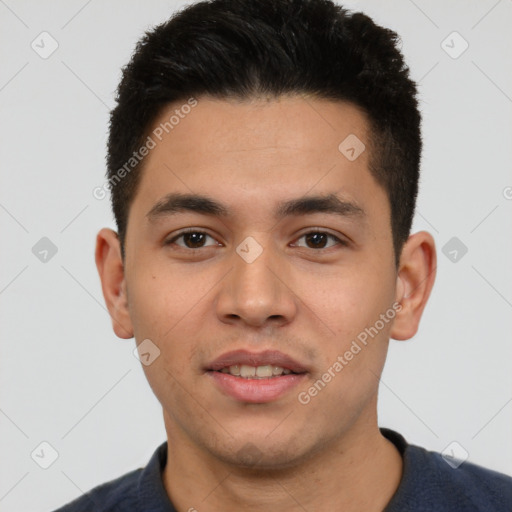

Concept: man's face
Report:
left=122, top=95, right=401, bottom=467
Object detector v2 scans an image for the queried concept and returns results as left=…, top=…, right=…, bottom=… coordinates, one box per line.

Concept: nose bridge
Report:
left=216, top=234, right=296, bottom=326
left=234, top=236, right=278, bottom=295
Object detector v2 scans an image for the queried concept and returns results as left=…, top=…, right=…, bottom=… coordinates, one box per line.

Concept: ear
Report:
left=95, top=228, right=134, bottom=339
left=390, top=231, right=436, bottom=340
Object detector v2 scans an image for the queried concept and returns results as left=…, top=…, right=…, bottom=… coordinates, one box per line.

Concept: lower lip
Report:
left=208, top=371, right=306, bottom=403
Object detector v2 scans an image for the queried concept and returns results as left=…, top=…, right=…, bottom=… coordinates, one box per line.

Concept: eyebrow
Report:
left=146, top=192, right=365, bottom=223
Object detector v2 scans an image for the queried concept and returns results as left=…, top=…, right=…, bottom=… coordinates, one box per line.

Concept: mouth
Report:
left=216, top=364, right=296, bottom=378
left=206, top=350, right=308, bottom=403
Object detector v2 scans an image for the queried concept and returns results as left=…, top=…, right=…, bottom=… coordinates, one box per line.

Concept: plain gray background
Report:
left=1, top=1, right=511, bottom=510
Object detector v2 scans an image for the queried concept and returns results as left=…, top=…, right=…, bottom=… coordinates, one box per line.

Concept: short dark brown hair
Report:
left=107, top=0, right=422, bottom=265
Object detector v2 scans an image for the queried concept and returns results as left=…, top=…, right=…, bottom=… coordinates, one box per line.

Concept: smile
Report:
left=217, top=364, right=293, bottom=378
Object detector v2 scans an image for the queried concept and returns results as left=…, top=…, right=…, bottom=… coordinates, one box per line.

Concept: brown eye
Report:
left=293, top=231, right=346, bottom=250
left=181, top=232, right=207, bottom=248
left=305, top=232, right=329, bottom=249
left=166, top=230, right=218, bottom=249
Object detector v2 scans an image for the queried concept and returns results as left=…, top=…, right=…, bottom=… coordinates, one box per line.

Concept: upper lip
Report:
left=207, top=349, right=308, bottom=374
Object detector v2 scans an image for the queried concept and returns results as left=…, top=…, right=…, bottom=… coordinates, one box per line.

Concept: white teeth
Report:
left=240, top=365, right=256, bottom=377
left=219, top=364, right=293, bottom=378
left=256, top=365, right=273, bottom=377
left=272, top=366, right=283, bottom=375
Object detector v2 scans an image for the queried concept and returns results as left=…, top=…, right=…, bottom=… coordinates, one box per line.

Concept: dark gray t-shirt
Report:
left=52, top=428, right=512, bottom=512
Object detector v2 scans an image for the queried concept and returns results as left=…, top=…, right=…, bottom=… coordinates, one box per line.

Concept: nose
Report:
left=215, top=238, right=298, bottom=329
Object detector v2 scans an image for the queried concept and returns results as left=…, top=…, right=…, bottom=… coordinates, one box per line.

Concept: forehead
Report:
left=128, top=95, right=388, bottom=227
left=148, top=94, right=370, bottom=160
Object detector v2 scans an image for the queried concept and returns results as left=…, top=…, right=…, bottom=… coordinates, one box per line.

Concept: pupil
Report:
left=185, top=232, right=205, bottom=248
left=306, top=233, right=327, bottom=248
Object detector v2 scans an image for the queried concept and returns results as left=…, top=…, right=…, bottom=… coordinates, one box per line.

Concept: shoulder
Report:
left=418, top=446, right=512, bottom=510
left=51, top=468, right=142, bottom=512
left=381, top=429, right=512, bottom=512
left=50, top=441, right=173, bottom=512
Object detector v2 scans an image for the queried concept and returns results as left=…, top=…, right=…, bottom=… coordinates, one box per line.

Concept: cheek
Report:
left=128, top=261, right=196, bottom=335
left=129, top=276, right=203, bottom=409
left=127, top=263, right=214, bottom=377
left=297, top=268, right=395, bottom=409
left=301, top=269, right=394, bottom=343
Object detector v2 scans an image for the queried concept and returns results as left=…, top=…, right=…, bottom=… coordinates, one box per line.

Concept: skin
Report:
left=96, top=95, right=436, bottom=512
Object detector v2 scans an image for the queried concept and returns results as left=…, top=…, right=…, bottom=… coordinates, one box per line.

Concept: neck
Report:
left=162, top=407, right=403, bottom=512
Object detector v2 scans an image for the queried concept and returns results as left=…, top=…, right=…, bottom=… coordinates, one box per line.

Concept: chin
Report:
left=206, top=432, right=317, bottom=471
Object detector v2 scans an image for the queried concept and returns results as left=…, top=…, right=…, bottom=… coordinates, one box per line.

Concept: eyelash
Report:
left=165, top=228, right=348, bottom=251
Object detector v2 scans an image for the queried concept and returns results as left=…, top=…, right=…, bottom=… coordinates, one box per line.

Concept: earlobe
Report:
left=95, top=228, right=134, bottom=339
left=390, top=231, right=437, bottom=341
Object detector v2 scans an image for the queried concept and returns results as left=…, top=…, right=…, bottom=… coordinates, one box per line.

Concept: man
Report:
left=54, top=0, right=512, bottom=510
